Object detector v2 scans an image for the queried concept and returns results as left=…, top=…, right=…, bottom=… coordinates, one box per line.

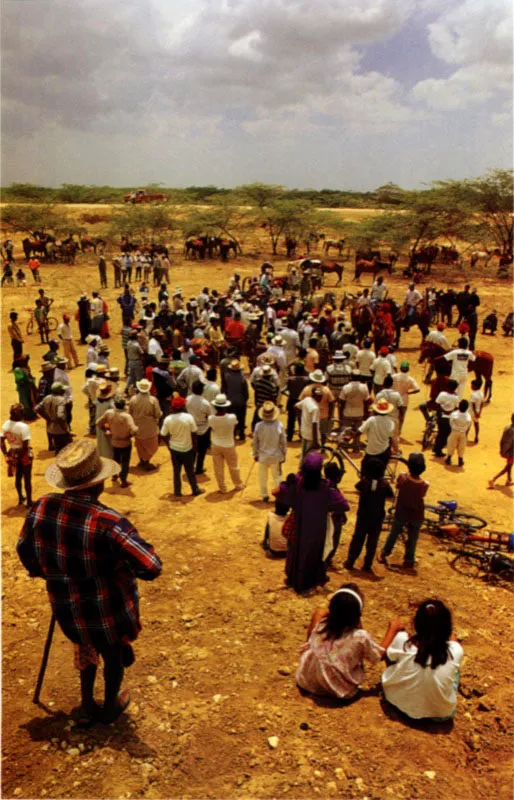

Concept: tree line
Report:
left=1, top=171, right=512, bottom=258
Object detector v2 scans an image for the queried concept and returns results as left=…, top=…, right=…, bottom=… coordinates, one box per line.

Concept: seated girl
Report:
left=296, top=583, right=403, bottom=700
left=381, top=599, right=463, bottom=721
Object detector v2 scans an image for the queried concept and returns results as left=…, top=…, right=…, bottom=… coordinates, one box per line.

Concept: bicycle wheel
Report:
left=319, top=446, right=345, bottom=474
left=450, top=549, right=484, bottom=578
left=47, top=317, right=58, bottom=332
left=452, top=512, right=487, bottom=531
left=26, top=318, right=34, bottom=336
left=421, top=422, right=435, bottom=451
left=423, top=504, right=444, bottom=534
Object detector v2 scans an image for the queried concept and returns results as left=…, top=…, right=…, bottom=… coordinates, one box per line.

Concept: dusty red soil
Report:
left=1, top=241, right=513, bottom=799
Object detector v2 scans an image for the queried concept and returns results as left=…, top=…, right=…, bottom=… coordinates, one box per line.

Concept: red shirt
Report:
left=225, top=320, right=245, bottom=340
left=144, top=365, right=157, bottom=395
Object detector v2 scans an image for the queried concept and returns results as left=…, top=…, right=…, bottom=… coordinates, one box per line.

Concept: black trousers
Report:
left=113, top=444, right=132, bottom=483
left=171, top=449, right=199, bottom=495
left=15, top=459, right=32, bottom=504
left=232, top=404, right=247, bottom=440
left=347, top=517, right=383, bottom=569
left=434, top=416, right=450, bottom=455
left=286, top=397, right=298, bottom=441
left=53, top=433, right=71, bottom=453
left=195, top=430, right=210, bottom=473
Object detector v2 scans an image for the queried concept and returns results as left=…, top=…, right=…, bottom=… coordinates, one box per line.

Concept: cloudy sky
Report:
left=2, top=0, right=512, bottom=190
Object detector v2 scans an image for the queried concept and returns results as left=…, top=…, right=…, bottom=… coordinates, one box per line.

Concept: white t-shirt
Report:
left=357, top=295, right=371, bottom=307
left=341, top=381, right=369, bottom=418
left=444, top=349, right=475, bottom=379
left=371, top=356, right=393, bottom=385
left=469, top=389, right=484, bottom=419
left=382, top=631, right=463, bottom=720
left=148, top=338, right=164, bottom=360
left=426, top=330, right=450, bottom=351
left=296, top=396, right=320, bottom=441
left=405, top=288, right=422, bottom=306
left=186, top=395, right=214, bottom=436
left=0, top=420, right=31, bottom=450
left=376, top=389, right=403, bottom=422
left=371, top=282, right=387, bottom=301
left=392, top=373, right=419, bottom=406
left=449, top=409, right=472, bottom=433
left=203, top=381, right=220, bottom=404
left=435, top=391, right=459, bottom=416
left=359, top=415, right=394, bottom=455
left=208, top=413, right=238, bottom=447
left=160, top=412, right=197, bottom=452
left=356, top=349, right=375, bottom=376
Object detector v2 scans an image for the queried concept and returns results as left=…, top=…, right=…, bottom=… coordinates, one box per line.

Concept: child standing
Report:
left=379, top=453, right=429, bottom=569
left=446, top=399, right=472, bottom=467
left=469, top=378, right=484, bottom=444
left=323, top=462, right=347, bottom=565
left=296, top=584, right=403, bottom=700
left=345, top=458, right=394, bottom=572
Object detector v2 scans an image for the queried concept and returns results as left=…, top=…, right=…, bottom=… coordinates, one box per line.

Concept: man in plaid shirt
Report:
left=17, top=439, right=162, bottom=725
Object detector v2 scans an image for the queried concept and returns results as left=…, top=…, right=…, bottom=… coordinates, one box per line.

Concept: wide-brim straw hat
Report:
left=258, top=401, right=280, bottom=421
left=136, top=378, right=152, bottom=393
left=229, top=359, right=242, bottom=370
left=40, top=362, right=55, bottom=373
left=46, top=439, right=120, bottom=491
left=55, top=356, right=68, bottom=366
left=213, top=393, right=231, bottom=408
left=309, top=369, right=326, bottom=383
left=86, top=335, right=98, bottom=344
left=272, top=335, right=285, bottom=346
left=372, top=398, right=394, bottom=415
left=260, top=354, right=275, bottom=366
left=97, top=380, right=116, bottom=399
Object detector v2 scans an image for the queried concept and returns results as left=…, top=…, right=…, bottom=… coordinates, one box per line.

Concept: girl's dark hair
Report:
left=408, top=599, right=452, bottom=669
left=319, top=583, right=362, bottom=640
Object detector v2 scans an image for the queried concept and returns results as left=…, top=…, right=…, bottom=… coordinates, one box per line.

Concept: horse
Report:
left=419, top=343, right=494, bottom=402
left=320, top=260, right=344, bottom=285
left=22, top=237, right=50, bottom=260
left=409, top=245, right=439, bottom=274
left=350, top=303, right=374, bottom=344
left=470, top=250, right=492, bottom=268
left=394, top=302, right=430, bottom=347
left=323, top=238, right=345, bottom=256
left=353, top=258, right=391, bottom=281
left=285, top=236, right=297, bottom=259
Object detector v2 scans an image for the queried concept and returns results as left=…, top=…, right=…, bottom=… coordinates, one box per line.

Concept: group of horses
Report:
left=184, top=235, right=239, bottom=261
left=22, top=234, right=79, bottom=264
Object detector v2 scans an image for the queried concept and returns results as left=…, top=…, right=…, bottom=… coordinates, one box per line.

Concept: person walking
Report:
left=379, top=453, right=429, bottom=570
left=160, top=396, right=203, bottom=497
left=17, top=438, right=162, bottom=725
left=35, top=382, right=71, bottom=453
left=77, top=294, right=91, bottom=344
left=129, top=379, right=161, bottom=471
left=488, top=414, right=514, bottom=489
left=1, top=403, right=33, bottom=507
left=253, top=401, right=287, bottom=502
left=98, top=254, right=108, bottom=289
left=445, top=399, right=472, bottom=467
left=28, top=256, right=42, bottom=284
left=57, top=313, right=80, bottom=369
left=186, top=380, right=214, bottom=475
left=208, top=394, right=244, bottom=493
left=392, top=362, right=420, bottom=433
left=97, top=396, right=138, bottom=488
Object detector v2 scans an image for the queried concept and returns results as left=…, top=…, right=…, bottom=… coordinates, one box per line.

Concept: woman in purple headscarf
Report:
left=276, top=452, right=349, bottom=593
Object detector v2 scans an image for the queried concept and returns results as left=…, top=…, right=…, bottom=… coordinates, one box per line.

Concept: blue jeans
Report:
left=382, top=518, right=421, bottom=566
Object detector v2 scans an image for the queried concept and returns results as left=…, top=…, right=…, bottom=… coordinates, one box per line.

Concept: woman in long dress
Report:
left=95, top=381, right=115, bottom=459
left=276, top=452, right=349, bottom=593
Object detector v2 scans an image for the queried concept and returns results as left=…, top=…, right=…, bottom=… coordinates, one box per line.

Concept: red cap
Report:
left=277, top=310, right=286, bottom=317
left=379, top=346, right=389, bottom=356
left=63, top=313, right=70, bottom=321
left=311, top=309, right=319, bottom=315
left=171, top=396, right=186, bottom=411
left=437, top=322, right=445, bottom=330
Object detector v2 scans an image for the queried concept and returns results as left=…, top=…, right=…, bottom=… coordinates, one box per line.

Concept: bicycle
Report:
left=25, top=307, right=58, bottom=336
left=423, top=500, right=487, bottom=535
left=315, top=438, right=407, bottom=484
left=448, top=546, right=514, bottom=585
left=419, top=409, right=437, bottom=451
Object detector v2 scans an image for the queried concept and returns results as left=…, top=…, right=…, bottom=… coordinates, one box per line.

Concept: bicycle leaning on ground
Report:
left=449, top=545, right=514, bottom=585
left=422, top=500, right=487, bottom=535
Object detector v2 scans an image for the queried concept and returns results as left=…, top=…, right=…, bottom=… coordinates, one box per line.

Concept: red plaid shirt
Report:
left=17, top=492, right=162, bottom=650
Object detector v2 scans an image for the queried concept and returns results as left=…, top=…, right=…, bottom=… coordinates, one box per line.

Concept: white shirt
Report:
left=449, top=409, right=472, bottom=433
left=444, top=349, right=475, bottom=379
left=470, top=389, right=484, bottom=418
left=356, top=349, right=375, bottom=376
left=252, top=419, right=287, bottom=464
left=57, top=322, right=72, bottom=341
left=359, top=415, right=394, bottom=455
left=54, top=367, right=72, bottom=401
left=280, top=328, right=300, bottom=364
left=82, top=377, right=99, bottom=403
left=357, top=295, right=371, bottom=307
left=203, top=381, right=220, bottom=404
left=208, top=413, right=238, bottom=447
left=376, top=388, right=403, bottom=422
left=1, top=420, right=31, bottom=449
left=342, top=343, right=358, bottom=363
left=382, top=632, right=463, bottom=721
left=341, top=381, right=369, bottom=418
left=371, top=282, right=387, bottom=301
left=296, top=396, right=320, bottom=441
left=436, top=391, right=459, bottom=416
left=160, top=412, right=197, bottom=452
left=148, top=338, right=164, bottom=360
left=393, top=373, right=420, bottom=406
left=90, top=297, right=103, bottom=316
left=186, top=395, right=214, bottom=436
left=371, top=356, right=393, bottom=385
left=426, top=330, right=450, bottom=351
left=405, top=288, right=422, bottom=306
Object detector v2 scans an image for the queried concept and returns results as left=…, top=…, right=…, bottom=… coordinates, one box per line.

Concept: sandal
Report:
left=101, top=689, right=131, bottom=724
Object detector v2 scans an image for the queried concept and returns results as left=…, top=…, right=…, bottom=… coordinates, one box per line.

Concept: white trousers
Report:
left=258, top=461, right=282, bottom=498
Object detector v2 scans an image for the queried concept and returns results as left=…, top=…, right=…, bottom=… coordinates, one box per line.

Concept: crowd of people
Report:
left=3, top=252, right=512, bottom=728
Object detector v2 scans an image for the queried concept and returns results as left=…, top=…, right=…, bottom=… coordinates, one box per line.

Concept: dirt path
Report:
left=1, top=251, right=513, bottom=799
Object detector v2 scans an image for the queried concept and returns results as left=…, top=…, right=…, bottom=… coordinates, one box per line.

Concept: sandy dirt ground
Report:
left=1, top=233, right=513, bottom=800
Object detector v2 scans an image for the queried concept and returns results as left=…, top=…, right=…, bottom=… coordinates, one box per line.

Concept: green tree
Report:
left=108, top=206, right=178, bottom=243
left=181, top=199, right=251, bottom=253
left=0, top=203, right=69, bottom=235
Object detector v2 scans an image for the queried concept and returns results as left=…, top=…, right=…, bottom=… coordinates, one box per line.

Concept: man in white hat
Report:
left=208, top=395, right=244, bottom=493
left=295, top=385, right=323, bottom=459
left=341, top=371, right=370, bottom=437
left=326, top=352, right=352, bottom=422
left=299, top=369, right=334, bottom=443
left=359, top=398, right=395, bottom=467
left=265, top=334, right=287, bottom=388
left=252, top=401, right=287, bottom=502
left=17, top=438, right=162, bottom=725
left=129, top=379, right=162, bottom=470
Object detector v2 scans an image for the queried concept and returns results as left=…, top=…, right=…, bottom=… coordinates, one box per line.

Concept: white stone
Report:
left=424, top=771, right=436, bottom=780
left=267, top=736, right=279, bottom=749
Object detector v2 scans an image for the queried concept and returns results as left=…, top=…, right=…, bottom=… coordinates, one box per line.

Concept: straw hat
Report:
left=40, top=362, right=55, bottom=373
left=261, top=365, right=273, bottom=375
left=55, top=356, right=68, bottom=366
left=97, top=380, right=116, bottom=399
left=229, top=359, right=242, bottom=370
left=86, top=335, right=98, bottom=344
left=107, top=367, right=120, bottom=379
left=45, top=439, right=120, bottom=491
left=258, top=401, right=280, bottom=421
left=309, top=369, right=326, bottom=384
left=136, top=378, right=152, bottom=393
left=212, top=393, right=231, bottom=408
left=273, top=335, right=285, bottom=346
left=371, top=398, right=393, bottom=415
left=95, top=364, right=107, bottom=375
left=260, top=353, right=275, bottom=366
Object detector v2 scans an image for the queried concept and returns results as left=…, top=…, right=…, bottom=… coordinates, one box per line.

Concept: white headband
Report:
left=332, top=588, right=363, bottom=609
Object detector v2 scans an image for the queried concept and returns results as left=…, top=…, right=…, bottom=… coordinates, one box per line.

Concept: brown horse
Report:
left=321, top=260, right=344, bottom=285
left=419, top=342, right=494, bottom=402
left=353, top=258, right=392, bottom=281
left=351, top=303, right=374, bottom=344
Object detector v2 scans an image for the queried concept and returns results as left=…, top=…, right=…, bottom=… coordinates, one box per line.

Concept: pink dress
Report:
left=296, top=622, right=383, bottom=699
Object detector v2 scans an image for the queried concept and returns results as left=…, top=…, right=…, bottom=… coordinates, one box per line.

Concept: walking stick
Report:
left=33, top=613, right=56, bottom=705
left=242, top=459, right=256, bottom=490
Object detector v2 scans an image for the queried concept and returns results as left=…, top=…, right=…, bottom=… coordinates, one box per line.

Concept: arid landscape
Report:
left=1, top=212, right=513, bottom=800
